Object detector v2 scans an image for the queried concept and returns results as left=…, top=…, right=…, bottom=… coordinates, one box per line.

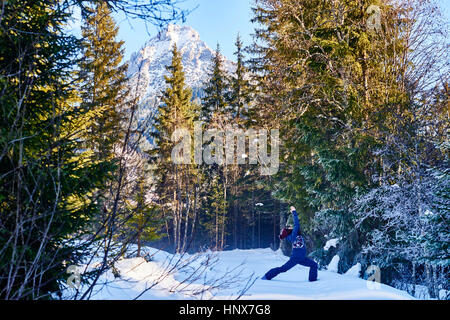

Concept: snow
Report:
left=327, top=255, right=340, bottom=273
left=344, top=263, right=361, bottom=278
left=323, top=238, right=339, bottom=251
left=403, top=284, right=449, bottom=300
left=62, top=246, right=414, bottom=300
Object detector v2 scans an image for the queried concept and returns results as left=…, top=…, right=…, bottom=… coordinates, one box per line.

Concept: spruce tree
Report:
left=152, top=44, right=199, bottom=253
left=0, top=0, right=111, bottom=299
left=123, top=175, right=162, bottom=258
left=248, top=0, right=408, bottom=260
left=229, top=34, right=252, bottom=121
left=226, top=34, right=261, bottom=249
left=79, top=2, right=128, bottom=161
left=202, top=44, right=230, bottom=121
left=78, top=2, right=129, bottom=258
left=198, top=43, right=232, bottom=250
left=251, top=1, right=388, bottom=210
left=249, top=1, right=449, bottom=292
left=0, top=0, right=195, bottom=300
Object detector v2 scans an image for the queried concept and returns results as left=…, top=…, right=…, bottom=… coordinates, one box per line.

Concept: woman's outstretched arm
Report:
left=287, top=206, right=299, bottom=242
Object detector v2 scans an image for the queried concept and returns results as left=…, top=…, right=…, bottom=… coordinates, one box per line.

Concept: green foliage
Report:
left=151, top=44, right=199, bottom=253
left=122, top=175, right=162, bottom=257
left=79, top=2, right=128, bottom=160
left=0, top=0, right=112, bottom=299
left=228, top=34, right=253, bottom=122
left=201, top=173, right=227, bottom=248
left=249, top=0, right=407, bottom=239
left=202, top=44, right=230, bottom=121
left=249, top=1, right=449, bottom=297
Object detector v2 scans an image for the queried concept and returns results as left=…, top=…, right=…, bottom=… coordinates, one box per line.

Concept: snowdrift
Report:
left=62, top=246, right=414, bottom=300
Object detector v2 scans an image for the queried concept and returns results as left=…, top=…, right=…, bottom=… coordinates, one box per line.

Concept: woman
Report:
left=262, top=206, right=318, bottom=282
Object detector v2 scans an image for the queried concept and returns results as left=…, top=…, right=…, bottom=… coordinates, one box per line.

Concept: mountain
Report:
left=127, top=24, right=235, bottom=120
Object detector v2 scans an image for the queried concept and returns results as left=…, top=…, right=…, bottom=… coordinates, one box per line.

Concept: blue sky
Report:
left=114, top=0, right=450, bottom=62
left=67, top=0, right=449, bottom=63
left=114, top=0, right=255, bottom=62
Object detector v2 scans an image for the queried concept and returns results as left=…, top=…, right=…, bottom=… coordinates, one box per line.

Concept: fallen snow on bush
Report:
left=344, top=263, right=361, bottom=278
left=323, top=238, right=339, bottom=251
left=327, top=255, right=340, bottom=273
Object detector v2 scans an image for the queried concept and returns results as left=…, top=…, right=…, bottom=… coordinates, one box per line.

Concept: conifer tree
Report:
left=226, top=34, right=260, bottom=249
left=123, top=175, right=162, bottom=258
left=201, top=174, right=227, bottom=249
left=202, top=44, right=230, bottom=121
left=249, top=0, right=449, bottom=294
left=0, top=0, right=111, bottom=299
left=250, top=0, right=402, bottom=225
left=152, top=44, right=199, bottom=253
left=229, top=34, right=252, bottom=121
left=0, top=0, right=193, bottom=300
left=198, top=43, right=232, bottom=250
left=79, top=2, right=128, bottom=161
left=78, top=2, right=130, bottom=257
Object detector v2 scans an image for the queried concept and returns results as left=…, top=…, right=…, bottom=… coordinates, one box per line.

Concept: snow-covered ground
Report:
left=63, top=246, right=414, bottom=300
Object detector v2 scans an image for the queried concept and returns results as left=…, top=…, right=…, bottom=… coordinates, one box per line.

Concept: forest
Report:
left=0, top=0, right=448, bottom=300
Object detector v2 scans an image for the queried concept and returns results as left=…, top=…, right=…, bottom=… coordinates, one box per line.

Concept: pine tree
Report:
left=0, top=0, right=111, bottom=299
left=248, top=0, right=449, bottom=295
left=249, top=0, right=408, bottom=255
left=226, top=34, right=261, bottom=249
left=78, top=2, right=129, bottom=257
left=152, top=44, right=199, bottom=253
left=202, top=44, right=230, bottom=121
left=0, top=0, right=200, bottom=300
left=79, top=2, right=128, bottom=161
left=123, top=175, right=162, bottom=258
left=198, top=43, right=231, bottom=250
left=229, top=34, right=252, bottom=121
left=198, top=37, right=282, bottom=251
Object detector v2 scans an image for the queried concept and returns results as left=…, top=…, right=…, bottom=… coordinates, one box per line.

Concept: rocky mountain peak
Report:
left=127, top=24, right=235, bottom=112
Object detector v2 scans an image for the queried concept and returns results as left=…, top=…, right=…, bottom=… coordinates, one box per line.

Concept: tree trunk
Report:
left=233, top=202, right=238, bottom=249
left=411, top=261, right=416, bottom=297
left=251, top=191, right=255, bottom=248
left=137, top=231, right=141, bottom=258
left=189, top=178, right=199, bottom=251
left=426, top=264, right=436, bottom=299
left=433, top=265, right=439, bottom=299
left=215, top=208, right=218, bottom=250
left=181, top=168, right=191, bottom=253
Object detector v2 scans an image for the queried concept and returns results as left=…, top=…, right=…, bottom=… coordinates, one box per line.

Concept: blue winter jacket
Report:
left=286, top=210, right=306, bottom=258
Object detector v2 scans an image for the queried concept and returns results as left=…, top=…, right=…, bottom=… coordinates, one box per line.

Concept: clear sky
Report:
left=114, top=0, right=255, bottom=62
left=113, top=0, right=450, bottom=63
left=75, top=0, right=449, bottom=64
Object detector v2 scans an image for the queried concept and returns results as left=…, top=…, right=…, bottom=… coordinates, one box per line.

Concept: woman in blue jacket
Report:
left=262, top=206, right=318, bottom=282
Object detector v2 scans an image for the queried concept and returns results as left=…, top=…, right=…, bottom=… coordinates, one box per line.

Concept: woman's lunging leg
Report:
left=299, top=257, right=318, bottom=281
left=264, top=258, right=297, bottom=280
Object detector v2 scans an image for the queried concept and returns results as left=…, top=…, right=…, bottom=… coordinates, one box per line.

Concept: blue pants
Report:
left=265, top=250, right=318, bottom=281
